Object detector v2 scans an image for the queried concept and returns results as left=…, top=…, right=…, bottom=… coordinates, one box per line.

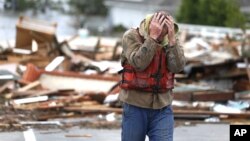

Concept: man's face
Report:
left=150, top=14, right=168, bottom=42
left=158, top=22, right=168, bottom=42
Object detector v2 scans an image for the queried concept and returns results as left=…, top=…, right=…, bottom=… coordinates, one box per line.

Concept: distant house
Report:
left=240, top=0, right=250, bottom=14
left=104, top=0, right=181, bottom=28
left=105, top=0, right=250, bottom=29
left=239, top=0, right=250, bottom=23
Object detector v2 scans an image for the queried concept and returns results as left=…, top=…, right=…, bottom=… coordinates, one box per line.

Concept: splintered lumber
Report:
left=173, top=90, right=234, bottom=101
left=12, top=90, right=58, bottom=98
left=84, top=92, right=107, bottom=104
left=45, top=56, right=65, bottom=71
left=21, top=63, right=119, bottom=92
left=36, top=112, right=76, bottom=121
left=64, top=105, right=122, bottom=113
left=68, top=36, right=120, bottom=60
left=19, top=81, right=41, bottom=92
left=245, top=58, right=250, bottom=82
left=192, top=91, right=234, bottom=101
left=235, top=91, right=250, bottom=100
left=39, top=71, right=118, bottom=92
left=0, top=81, right=13, bottom=94
left=185, top=59, right=247, bottom=79
left=174, top=114, right=210, bottom=120
left=0, top=124, right=11, bottom=128
left=5, top=81, right=41, bottom=99
left=12, top=95, right=84, bottom=110
left=12, top=96, right=49, bottom=105
left=63, top=107, right=250, bottom=119
left=20, top=121, right=62, bottom=126
left=174, top=110, right=250, bottom=119
left=16, top=16, right=56, bottom=50
left=233, top=80, right=250, bottom=92
left=173, top=91, right=192, bottom=101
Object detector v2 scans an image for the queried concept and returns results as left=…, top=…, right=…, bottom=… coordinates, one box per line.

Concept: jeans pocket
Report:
left=123, top=103, right=137, bottom=117
left=123, top=103, right=130, bottom=117
left=161, top=105, right=173, bottom=115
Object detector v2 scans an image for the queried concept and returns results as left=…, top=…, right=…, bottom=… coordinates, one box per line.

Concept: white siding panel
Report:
left=110, top=7, right=149, bottom=28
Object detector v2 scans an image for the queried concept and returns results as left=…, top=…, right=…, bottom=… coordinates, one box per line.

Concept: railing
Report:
left=178, top=23, right=250, bottom=39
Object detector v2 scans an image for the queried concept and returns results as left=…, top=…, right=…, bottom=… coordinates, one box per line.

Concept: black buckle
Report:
left=118, top=69, right=123, bottom=74
left=151, top=73, right=162, bottom=79
left=152, top=85, right=161, bottom=94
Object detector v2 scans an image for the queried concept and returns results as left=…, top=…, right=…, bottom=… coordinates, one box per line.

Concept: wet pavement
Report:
left=0, top=123, right=229, bottom=141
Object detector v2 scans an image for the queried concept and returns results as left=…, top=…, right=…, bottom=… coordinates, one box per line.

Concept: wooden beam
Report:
left=0, top=81, right=13, bottom=94
left=5, top=81, right=41, bottom=99
left=64, top=105, right=122, bottom=113
left=193, top=91, right=234, bottom=101
left=174, top=91, right=234, bottom=102
left=174, top=110, right=250, bottom=119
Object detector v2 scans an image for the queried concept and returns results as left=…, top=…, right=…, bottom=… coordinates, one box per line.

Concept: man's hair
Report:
left=139, top=11, right=170, bottom=27
left=157, top=10, right=171, bottom=18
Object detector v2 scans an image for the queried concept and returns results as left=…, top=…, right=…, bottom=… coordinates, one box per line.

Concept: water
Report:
left=0, top=8, right=79, bottom=41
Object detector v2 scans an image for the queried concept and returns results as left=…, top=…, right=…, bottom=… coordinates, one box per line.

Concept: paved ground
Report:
left=0, top=123, right=229, bottom=141
left=174, top=123, right=229, bottom=141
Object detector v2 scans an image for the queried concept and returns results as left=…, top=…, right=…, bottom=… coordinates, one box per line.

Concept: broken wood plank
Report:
left=12, top=96, right=48, bottom=105
left=0, top=81, right=13, bottom=94
left=174, top=114, right=210, bottom=120
left=193, top=91, right=234, bottom=101
left=12, top=90, right=58, bottom=98
left=245, top=58, right=250, bottom=82
left=173, top=91, right=234, bottom=102
left=19, top=81, right=41, bottom=92
left=45, top=56, right=65, bottom=71
left=174, top=109, right=250, bottom=119
left=20, top=121, right=62, bottom=126
left=173, top=92, right=193, bottom=101
left=39, top=73, right=118, bottom=93
left=64, top=105, right=122, bottom=113
left=5, top=81, right=41, bottom=99
left=13, top=95, right=84, bottom=110
left=36, top=112, right=76, bottom=121
left=12, top=89, right=76, bottom=99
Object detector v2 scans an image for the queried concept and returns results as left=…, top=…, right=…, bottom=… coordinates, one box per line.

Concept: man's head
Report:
left=154, top=11, right=169, bottom=42
left=139, top=11, right=178, bottom=43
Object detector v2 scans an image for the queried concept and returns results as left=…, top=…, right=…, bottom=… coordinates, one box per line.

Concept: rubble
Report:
left=0, top=16, right=250, bottom=131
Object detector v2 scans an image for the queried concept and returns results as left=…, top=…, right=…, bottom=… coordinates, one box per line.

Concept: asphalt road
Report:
left=0, top=123, right=229, bottom=141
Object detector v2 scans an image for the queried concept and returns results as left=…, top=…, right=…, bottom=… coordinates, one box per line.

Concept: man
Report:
left=119, top=11, right=186, bottom=141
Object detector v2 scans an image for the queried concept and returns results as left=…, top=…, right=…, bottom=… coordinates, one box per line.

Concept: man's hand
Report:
left=149, top=13, right=165, bottom=42
left=164, top=15, right=176, bottom=46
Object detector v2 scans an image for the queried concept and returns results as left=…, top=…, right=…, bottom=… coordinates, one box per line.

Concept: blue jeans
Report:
left=121, top=103, right=174, bottom=141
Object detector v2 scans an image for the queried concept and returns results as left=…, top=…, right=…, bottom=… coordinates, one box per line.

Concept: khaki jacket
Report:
left=119, top=28, right=186, bottom=109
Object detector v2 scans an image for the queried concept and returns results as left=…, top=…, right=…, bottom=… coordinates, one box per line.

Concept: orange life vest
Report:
left=119, top=48, right=174, bottom=93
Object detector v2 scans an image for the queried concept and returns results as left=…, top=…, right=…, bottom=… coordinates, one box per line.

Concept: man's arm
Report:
left=163, top=15, right=186, bottom=73
left=122, top=29, right=159, bottom=71
left=166, top=40, right=186, bottom=73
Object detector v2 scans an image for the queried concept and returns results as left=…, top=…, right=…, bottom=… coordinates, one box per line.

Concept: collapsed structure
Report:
left=0, top=17, right=250, bottom=131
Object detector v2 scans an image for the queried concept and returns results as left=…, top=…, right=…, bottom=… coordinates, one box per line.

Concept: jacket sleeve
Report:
left=165, top=40, right=186, bottom=73
left=122, top=29, right=159, bottom=71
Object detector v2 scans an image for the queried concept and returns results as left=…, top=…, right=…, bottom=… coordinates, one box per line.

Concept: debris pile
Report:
left=0, top=17, right=250, bottom=131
